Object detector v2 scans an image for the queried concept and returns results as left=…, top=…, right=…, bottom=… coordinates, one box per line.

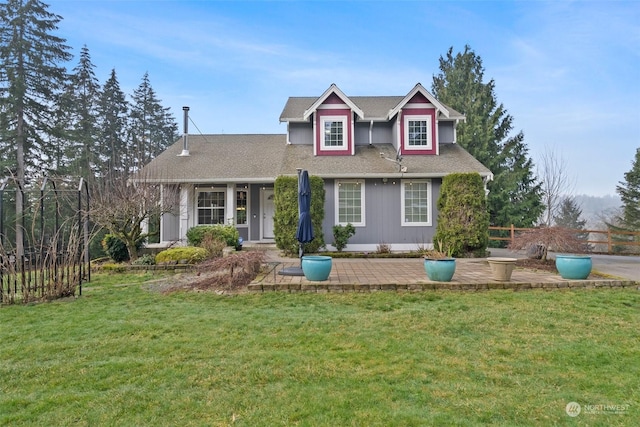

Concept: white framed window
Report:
left=404, top=115, right=432, bottom=150
left=335, top=180, right=365, bottom=226
left=321, top=115, right=348, bottom=150
left=197, top=190, right=225, bottom=225
left=401, top=180, right=432, bottom=226
left=235, top=188, right=248, bottom=226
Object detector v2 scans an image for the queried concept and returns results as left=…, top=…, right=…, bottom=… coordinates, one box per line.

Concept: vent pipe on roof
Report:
left=178, top=106, right=190, bottom=157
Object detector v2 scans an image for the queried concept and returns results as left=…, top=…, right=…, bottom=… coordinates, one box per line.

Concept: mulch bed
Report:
left=516, top=258, right=558, bottom=273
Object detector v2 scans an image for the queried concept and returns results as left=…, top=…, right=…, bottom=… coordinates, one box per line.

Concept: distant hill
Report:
left=573, top=194, right=621, bottom=226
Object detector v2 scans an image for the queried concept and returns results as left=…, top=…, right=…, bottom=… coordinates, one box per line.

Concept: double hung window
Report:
left=404, top=115, right=432, bottom=150
left=336, top=180, right=365, bottom=226
left=401, top=180, right=431, bottom=226
left=321, top=116, right=347, bottom=150
left=197, top=190, right=225, bottom=225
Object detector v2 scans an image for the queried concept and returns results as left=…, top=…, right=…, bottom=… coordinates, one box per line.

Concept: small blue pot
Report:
left=301, top=256, right=333, bottom=281
left=424, top=258, right=456, bottom=282
left=555, top=255, right=592, bottom=280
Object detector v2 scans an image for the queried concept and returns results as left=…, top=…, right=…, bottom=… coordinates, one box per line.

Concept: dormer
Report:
left=279, top=83, right=464, bottom=155
left=303, top=84, right=364, bottom=156
left=388, top=83, right=455, bottom=156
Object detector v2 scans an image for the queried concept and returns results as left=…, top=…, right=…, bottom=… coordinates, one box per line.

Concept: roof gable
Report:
left=303, top=83, right=364, bottom=120
left=388, top=83, right=450, bottom=119
left=280, top=88, right=464, bottom=123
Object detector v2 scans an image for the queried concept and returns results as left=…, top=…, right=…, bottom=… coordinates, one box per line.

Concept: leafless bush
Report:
left=508, top=226, right=590, bottom=261
left=187, top=251, right=266, bottom=292
left=376, top=243, right=391, bottom=254
left=200, top=234, right=226, bottom=258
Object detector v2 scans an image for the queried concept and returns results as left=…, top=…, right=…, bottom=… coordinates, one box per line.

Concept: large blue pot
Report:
left=555, top=255, right=592, bottom=280
left=424, top=258, right=456, bottom=282
left=301, top=256, right=333, bottom=281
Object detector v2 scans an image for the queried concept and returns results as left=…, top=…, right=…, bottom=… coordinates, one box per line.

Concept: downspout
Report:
left=368, top=120, right=373, bottom=146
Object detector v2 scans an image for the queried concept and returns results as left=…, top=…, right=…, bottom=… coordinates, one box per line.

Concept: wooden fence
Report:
left=489, top=225, right=640, bottom=254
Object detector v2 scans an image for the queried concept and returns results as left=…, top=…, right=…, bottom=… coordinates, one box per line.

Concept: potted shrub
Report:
left=423, top=241, right=456, bottom=282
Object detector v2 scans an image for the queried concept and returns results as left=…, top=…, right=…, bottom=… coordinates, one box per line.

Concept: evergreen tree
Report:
left=0, top=0, right=72, bottom=256
left=554, top=197, right=587, bottom=230
left=432, top=45, right=543, bottom=228
left=63, top=45, right=100, bottom=179
left=616, top=147, right=640, bottom=231
left=97, top=68, right=129, bottom=178
left=490, top=133, right=543, bottom=228
left=554, top=196, right=590, bottom=251
left=433, top=172, right=490, bottom=257
left=0, top=0, right=71, bottom=177
left=129, top=72, right=178, bottom=173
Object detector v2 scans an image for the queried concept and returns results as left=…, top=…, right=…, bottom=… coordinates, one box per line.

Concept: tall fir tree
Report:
left=0, top=0, right=71, bottom=256
left=491, top=134, right=543, bottom=227
left=97, top=68, right=129, bottom=178
left=129, top=72, right=178, bottom=173
left=63, top=45, right=100, bottom=179
left=554, top=196, right=590, bottom=251
left=616, top=147, right=640, bottom=231
left=432, top=45, right=543, bottom=228
left=554, top=197, right=587, bottom=230
left=0, top=0, right=71, bottom=177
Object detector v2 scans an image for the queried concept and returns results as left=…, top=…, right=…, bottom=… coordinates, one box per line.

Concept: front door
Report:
left=262, top=189, right=275, bottom=240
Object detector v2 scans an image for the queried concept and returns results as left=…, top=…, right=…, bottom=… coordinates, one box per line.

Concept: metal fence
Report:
left=0, top=177, right=90, bottom=305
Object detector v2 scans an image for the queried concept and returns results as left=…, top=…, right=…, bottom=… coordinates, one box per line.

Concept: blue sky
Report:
left=49, top=0, right=639, bottom=197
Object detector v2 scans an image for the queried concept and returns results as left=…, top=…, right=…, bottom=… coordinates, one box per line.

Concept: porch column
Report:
left=226, top=183, right=235, bottom=225
left=179, top=185, right=190, bottom=244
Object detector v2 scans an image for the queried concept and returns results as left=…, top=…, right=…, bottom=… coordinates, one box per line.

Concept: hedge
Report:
left=273, top=175, right=326, bottom=256
left=434, top=172, right=490, bottom=257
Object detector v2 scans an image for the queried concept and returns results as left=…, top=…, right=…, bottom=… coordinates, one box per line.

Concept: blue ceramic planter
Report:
left=301, top=256, right=333, bottom=281
left=424, top=258, right=456, bottom=282
left=555, top=255, right=592, bottom=280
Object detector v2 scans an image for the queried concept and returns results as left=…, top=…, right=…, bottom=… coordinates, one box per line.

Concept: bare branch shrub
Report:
left=90, top=169, right=179, bottom=261
left=161, top=251, right=266, bottom=293
left=508, top=226, right=590, bottom=261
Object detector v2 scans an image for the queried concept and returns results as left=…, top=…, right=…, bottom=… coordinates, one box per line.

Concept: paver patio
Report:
left=247, top=249, right=638, bottom=293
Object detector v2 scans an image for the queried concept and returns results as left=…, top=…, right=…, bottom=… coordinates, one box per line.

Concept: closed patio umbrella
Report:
left=295, top=169, right=314, bottom=247
left=280, top=169, right=314, bottom=276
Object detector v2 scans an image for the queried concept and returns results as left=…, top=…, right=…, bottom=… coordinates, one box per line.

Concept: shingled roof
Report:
left=140, top=135, right=492, bottom=183
left=279, top=96, right=465, bottom=122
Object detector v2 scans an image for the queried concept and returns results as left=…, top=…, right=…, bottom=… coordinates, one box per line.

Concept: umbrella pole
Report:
left=279, top=168, right=306, bottom=277
left=297, top=168, right=303, bottom=267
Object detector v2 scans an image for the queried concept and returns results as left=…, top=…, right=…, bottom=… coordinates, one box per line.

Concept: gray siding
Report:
left=354, top=121, right=394, bottom=146
left=161, top=184, right=180, bottom=242
left=321, top=178, right=442, bottom=247
left=288, top=122, right=313, bottom=145
left=438, top=121, right=454, bottom=143
left=290, top=120, right=395, bottom=147
left=249, top=184, right=261, bottom=241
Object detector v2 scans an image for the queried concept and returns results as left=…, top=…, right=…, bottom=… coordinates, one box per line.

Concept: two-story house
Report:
left=141, top=83, right=492, bottom=251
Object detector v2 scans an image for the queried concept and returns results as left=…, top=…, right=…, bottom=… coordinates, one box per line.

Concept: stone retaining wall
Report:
left=248, top=280, right=638, bottom=293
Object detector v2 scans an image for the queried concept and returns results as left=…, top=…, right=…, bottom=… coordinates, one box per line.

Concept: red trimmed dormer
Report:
left=388, top=83, right=452, bottom=156
left=314, top=93, right=353, bottom=156
left=302, top=84, right=363, bottom=156
left=399, top=92, right=437, bottom=155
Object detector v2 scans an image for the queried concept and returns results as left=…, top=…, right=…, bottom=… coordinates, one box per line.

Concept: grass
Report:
left=1, top=272, right=638, bottom=426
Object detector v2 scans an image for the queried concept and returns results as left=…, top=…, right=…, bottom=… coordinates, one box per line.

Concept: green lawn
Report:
left=1, top=272, right=638, bottom=426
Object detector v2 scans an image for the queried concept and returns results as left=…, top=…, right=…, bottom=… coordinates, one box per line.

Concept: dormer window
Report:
left=404, top=115, right=432, bottom=150
left=321, top=116, right=347, bottom=150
